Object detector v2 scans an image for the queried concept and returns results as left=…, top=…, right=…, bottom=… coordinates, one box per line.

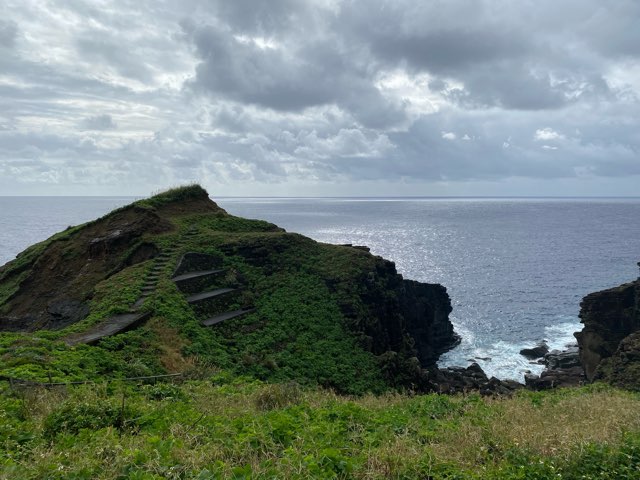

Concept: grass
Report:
left=1, top=380, right=639, bottom=479
left=134, top=184, right=209, bottom=209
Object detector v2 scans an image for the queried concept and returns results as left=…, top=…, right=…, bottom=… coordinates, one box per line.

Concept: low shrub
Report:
left=43, top=398, right=140, bottom=438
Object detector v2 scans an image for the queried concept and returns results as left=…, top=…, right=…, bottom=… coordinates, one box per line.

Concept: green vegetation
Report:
left=1, top=380, right=639, bottom=479
left=135, top=184, right=210, bottom=209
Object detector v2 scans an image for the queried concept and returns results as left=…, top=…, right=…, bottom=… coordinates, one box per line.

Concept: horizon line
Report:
left=1, top=195, right=640, bottom=200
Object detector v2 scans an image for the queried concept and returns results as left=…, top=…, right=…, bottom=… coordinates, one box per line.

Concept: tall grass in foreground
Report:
left=1, top=379, right=639, bottom=479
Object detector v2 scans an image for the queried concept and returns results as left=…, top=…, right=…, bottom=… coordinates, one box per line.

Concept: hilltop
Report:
left=0, top=185, right=458, bottom=394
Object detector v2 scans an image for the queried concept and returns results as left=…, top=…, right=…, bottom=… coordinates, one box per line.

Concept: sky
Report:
left=1, top=0, right=639, bottom=197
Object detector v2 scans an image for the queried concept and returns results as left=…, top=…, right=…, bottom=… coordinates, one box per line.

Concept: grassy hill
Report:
left=0, top=185, right=455, bottom=394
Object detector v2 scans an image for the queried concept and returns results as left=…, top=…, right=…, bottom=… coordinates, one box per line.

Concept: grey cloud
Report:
left=369, top=28, right=529, bottom=73
left=211, top=0, right=310, bottom=34
left=0, top=20, right=17, bottom=48
left=577, top=1, right=640, bottom=58
left=185, top=20, right=407, bottom=128
left=188, top=24, right=335, bottom=110
left=81, top=114, right=117, bottom=131
left=75, top=37, right=153, bottom=83
left=339, top=0, right=617, bottom=111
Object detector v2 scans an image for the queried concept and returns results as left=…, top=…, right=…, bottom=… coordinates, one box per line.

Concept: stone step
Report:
left=201, top=308, right=255, bottom=327
left=64, top=312, right=151, bottom=345
left=132, top=297, right=146, bottom=309
left=172, top=269, right=225, bottom=282
left=186, top=288, right=236, bottom=304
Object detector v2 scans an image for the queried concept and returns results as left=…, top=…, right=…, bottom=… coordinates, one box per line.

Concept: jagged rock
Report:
left=525, top=366, right=585, bottom=389
left=427, top=363, right=522, bottom=395
left=520, top=342, right=549, bottom=359
left=524, top=345, right=585, bottom=390
left=593, top=331, right=640, bottom=390
left=575, top=278, right=640, bottom=381
left=400, top=280, right=459, bottom=365
left=544, top=348, right=581, bottom=370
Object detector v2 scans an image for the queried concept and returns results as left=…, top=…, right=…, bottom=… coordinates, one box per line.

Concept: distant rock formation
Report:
left=575, top=264, right=640, bottom=389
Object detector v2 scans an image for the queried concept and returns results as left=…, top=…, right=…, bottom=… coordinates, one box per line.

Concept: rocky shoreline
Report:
left=433, top=262, right=639, bottom=394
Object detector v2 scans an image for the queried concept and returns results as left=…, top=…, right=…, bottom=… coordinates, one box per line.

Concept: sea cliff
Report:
left=575, top=269, right=640, bottom=389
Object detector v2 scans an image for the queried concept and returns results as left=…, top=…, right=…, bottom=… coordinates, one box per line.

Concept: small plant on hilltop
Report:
left=135, top=184, right=209, bottom=209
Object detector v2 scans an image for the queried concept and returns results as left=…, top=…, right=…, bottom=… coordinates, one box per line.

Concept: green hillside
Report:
left=0, top=186, right=454, bottom=394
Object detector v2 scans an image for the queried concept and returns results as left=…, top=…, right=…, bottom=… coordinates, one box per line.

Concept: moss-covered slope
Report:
left=0, top=186, right=457, bottom=394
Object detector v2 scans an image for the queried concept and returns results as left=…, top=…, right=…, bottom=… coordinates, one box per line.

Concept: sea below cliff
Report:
left=1, top=195, right=639, bottom=381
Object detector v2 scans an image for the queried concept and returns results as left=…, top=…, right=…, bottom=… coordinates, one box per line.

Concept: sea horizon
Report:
left=1, top=194, right=639, bottom=200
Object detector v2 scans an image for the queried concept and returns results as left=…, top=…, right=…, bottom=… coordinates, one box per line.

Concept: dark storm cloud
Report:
left=184, top=20, right=406, bottom=128
left=337, top=0, right=619, bottom=111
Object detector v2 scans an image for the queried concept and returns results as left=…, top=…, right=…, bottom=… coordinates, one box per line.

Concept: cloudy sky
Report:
left=1, top=0, right=639, bottom=196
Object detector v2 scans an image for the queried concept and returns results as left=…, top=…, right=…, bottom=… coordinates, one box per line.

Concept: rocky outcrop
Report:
left=519, top=342, right=549, bottom=360
left=427, top=363, right=522, bottom=395
left=594, top=331, right=640, bottom=389
left=400, top=280, right=459, bottom=365
left=0, top=205, right=173, bottom=331
left=575, top=275, right=640, bottom=383
left=524, top=347, right=585, bottom=389
left=219, top=233, right=459, bottom=380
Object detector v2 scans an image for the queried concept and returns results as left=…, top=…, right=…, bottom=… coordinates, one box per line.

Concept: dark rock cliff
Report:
left=575, top=267, right=640, bottom=388
left=218, top=235, right=459, bottom=386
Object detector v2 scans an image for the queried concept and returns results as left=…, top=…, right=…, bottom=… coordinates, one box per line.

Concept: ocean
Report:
left=1, top=196, right=639, bottom=381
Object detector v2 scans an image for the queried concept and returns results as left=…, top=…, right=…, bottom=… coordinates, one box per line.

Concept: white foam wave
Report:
left=438, top=316, right=582, bottom=383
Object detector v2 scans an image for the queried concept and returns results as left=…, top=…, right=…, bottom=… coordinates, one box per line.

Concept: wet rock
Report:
left=544, top=348, right=581, bottom=370
left=525, top=366, right=585, bottom=389
left=525, top=346, right=585, bottom=390
left=428, top=363, right=522, bottom=396
left=520, top=342, right=549, bottom=359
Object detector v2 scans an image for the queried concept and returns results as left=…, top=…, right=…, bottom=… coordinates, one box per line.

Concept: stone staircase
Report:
left=64, top=227, right=254, bottom=346
left=171, top=252, right=254, bottom=327
left=64, top=240, right=181, bottom=346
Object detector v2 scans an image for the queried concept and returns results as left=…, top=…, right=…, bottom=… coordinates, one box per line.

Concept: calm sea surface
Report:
left=1, top=196, right=639, bottom=381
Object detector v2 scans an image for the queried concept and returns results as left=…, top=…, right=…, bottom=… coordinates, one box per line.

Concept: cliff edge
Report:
left=575, top=266, right=640, bottom=389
